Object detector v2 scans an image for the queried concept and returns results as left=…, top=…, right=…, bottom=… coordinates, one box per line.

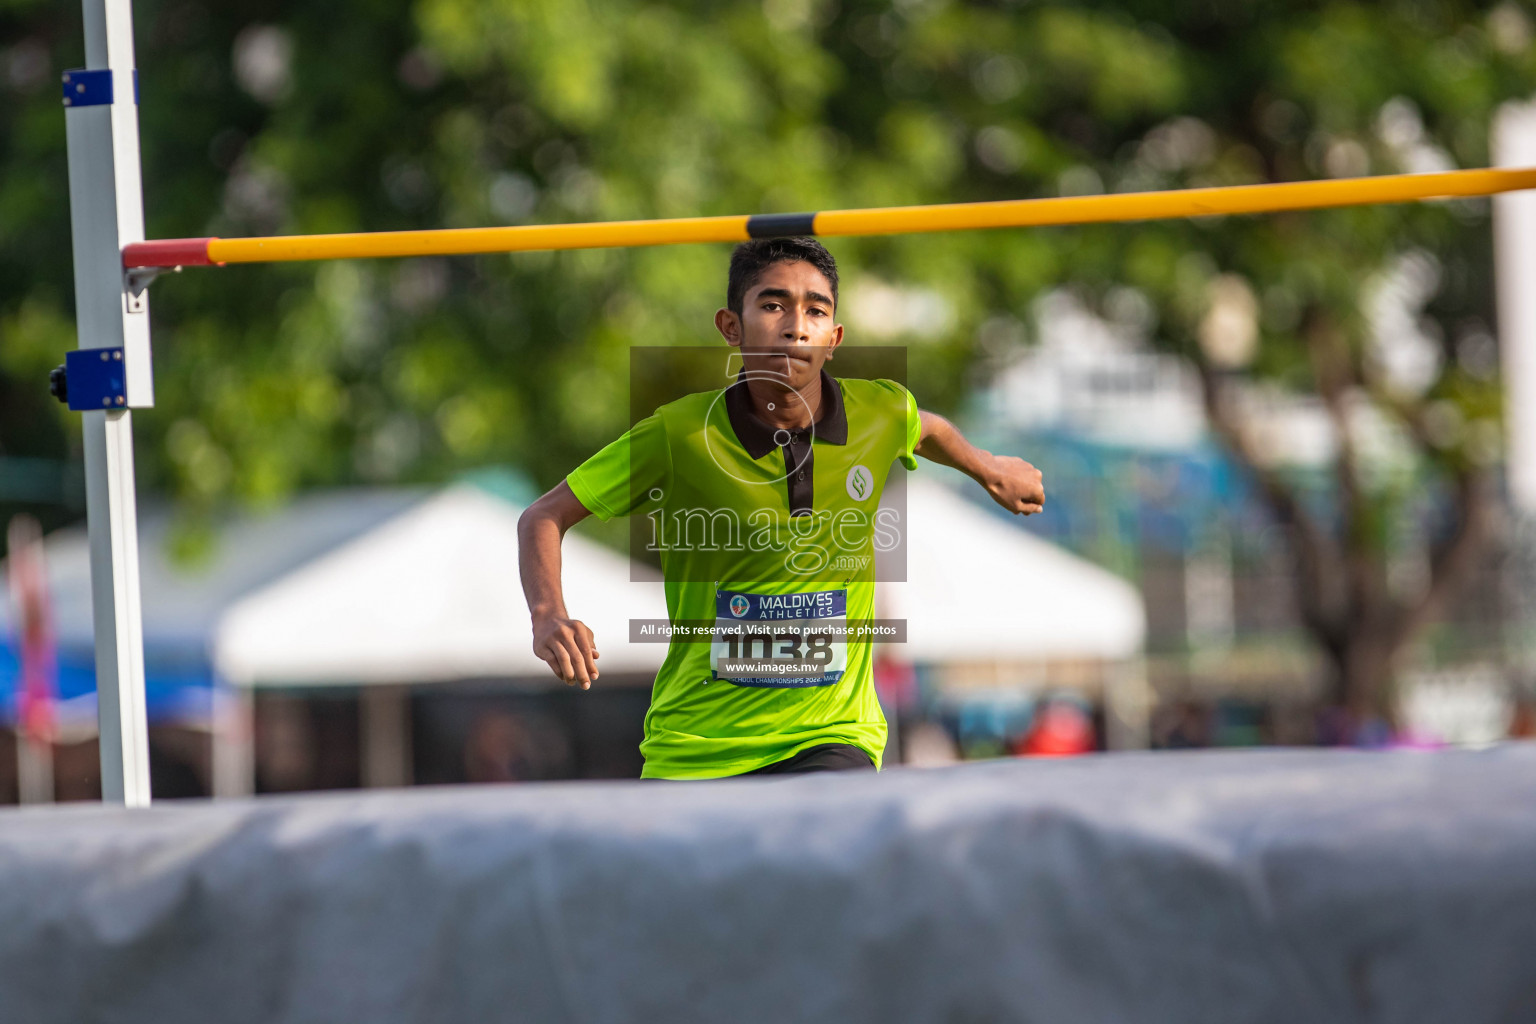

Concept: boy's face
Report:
left=714, top=259, right=843, bottom=393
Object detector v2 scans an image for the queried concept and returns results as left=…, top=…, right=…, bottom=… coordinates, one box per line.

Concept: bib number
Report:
left=711, top=588, right=847, bottom=688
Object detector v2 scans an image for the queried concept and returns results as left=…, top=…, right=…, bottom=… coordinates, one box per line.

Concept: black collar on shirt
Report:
left=724, top=366, right=848, bottom=459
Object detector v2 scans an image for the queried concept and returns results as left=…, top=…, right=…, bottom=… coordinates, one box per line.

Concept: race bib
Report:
left=711, top=588, right=847, bottom=688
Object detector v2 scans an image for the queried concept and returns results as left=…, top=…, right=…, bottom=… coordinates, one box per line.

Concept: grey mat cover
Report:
left=1, top=747, right=1533, bottom=1023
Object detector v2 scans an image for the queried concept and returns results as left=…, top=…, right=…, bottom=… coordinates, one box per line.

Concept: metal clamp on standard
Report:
left=61, top=68, right=113, bottom=108
left=53, top=347, right=129, bottom=411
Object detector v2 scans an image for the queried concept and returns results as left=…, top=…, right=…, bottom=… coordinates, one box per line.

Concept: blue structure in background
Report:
left=0, top=639, right=214, bottom=727
left=964, top=427, right=1271, bottom=572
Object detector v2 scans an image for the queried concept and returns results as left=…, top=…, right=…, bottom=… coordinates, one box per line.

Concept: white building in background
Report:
left=971, top=282, right=1433, bottom=670
left=977, top=287, right=1426, bottom=473
left=978, top=290, right=1207, bottom=452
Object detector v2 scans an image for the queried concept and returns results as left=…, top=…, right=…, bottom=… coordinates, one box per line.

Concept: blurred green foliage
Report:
left=2, top=0, right=1534, bottom=531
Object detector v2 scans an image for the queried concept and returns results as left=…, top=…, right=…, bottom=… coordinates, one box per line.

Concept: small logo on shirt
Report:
left=846, top=465, right=873, bottom=501
left=729, top=594, right=751, bottom=617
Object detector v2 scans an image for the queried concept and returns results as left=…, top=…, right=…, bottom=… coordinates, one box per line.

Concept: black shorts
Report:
left=641, top=743, right=875, bottom=780
left=737, top=743, right=875, bottom=776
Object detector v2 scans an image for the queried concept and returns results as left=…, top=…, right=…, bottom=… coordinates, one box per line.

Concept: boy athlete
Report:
left=518, top=238, right=1043, bottom=778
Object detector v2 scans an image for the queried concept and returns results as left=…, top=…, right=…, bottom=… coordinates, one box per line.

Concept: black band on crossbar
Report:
left=745, top=212, right=818, bottom=238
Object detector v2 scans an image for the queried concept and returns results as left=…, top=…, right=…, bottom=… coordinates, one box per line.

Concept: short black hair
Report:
left=727, top=237, right=839, bottom=315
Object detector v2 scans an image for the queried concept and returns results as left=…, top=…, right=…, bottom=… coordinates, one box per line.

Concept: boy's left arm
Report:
left=914, top=409, right=1043, bottom=515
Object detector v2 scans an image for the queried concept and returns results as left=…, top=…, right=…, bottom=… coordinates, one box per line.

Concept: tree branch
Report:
left=1303, top=312, right=1380, bottom=639
left=1194, top=359, right=1346, bottom=652
left=1392, top=466, right=1496, bottom=652
left=1362, top=383, right=1500, bottom=656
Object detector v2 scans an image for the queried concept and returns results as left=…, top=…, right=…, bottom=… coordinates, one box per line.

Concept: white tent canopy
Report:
left=878, top=473, right=1145, bottom=663
left=6, top=472, right=1140, bottom=693
left=215, top=484, right=667, bottom=686
left=0, top=491, right=425, bottom=655
left=0, top=478, right=668, bottom=694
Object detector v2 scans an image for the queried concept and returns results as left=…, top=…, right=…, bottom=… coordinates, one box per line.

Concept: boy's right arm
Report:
left=517, top=481, right=601, bottom=689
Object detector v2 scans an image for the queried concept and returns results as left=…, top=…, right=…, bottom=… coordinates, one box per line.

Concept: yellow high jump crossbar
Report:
left=123, top=166, right=1536, bottom=269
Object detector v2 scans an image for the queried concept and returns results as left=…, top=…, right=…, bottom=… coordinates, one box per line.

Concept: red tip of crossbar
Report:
left=122, top=238, right=217, bottom=268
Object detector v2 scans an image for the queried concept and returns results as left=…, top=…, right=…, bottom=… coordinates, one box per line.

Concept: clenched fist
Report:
left=983, top=454, right=1044, bottom=515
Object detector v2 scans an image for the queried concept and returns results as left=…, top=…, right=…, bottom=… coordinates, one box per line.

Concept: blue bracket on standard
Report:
left=63, top=348, right=127, bottom=411
left=61, top=68, right=137, bottom=108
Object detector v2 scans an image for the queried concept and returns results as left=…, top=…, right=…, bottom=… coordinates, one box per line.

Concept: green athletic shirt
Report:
left=566, top=369, right=921, bottom=778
